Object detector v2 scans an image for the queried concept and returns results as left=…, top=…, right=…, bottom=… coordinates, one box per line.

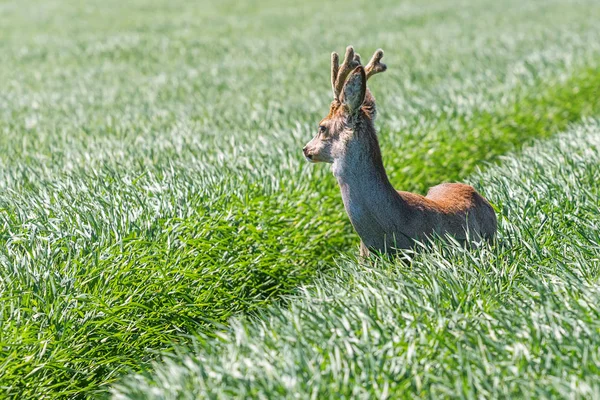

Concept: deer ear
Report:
left=341, top=66, right=367, bottom=113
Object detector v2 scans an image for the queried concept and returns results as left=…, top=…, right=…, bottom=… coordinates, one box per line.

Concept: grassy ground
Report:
left=1, top=0, right=600, bottom=397
left=113, top=119, right=600, bottom=399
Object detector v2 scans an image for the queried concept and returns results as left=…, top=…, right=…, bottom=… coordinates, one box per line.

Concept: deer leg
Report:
left=359, top=241, right=371, bottom=260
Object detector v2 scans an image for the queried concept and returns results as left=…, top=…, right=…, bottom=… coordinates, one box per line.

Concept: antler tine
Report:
left=365, top=49, right=386, bottom=80
left=333, top=46, right=361, bottom=100
left=330, top=52, right=339, bottom=99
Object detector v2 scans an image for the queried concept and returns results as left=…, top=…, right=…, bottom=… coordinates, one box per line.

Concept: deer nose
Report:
left=303, top=147, right=312, bottom=159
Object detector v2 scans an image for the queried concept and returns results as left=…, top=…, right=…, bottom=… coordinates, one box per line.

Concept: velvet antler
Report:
left=331, top=46, right=361, bottom=100
left=331, top=47, right=386, bottom=100
left=364, top=49, right=386, bottom=80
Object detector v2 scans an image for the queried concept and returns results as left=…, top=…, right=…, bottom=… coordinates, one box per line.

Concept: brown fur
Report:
left=404, top=184, right=479, bottom=214
left=303, top=47, right=498, bottom=256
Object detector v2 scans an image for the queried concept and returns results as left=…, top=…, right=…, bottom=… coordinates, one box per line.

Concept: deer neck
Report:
left=332, top=122, right=410, bottom=249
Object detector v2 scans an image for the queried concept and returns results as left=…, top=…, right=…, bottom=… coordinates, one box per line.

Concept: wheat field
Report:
left=1, top=0, right=600, bottom=397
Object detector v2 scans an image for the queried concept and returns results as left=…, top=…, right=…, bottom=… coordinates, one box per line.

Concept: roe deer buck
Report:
left=303, top=46, right=497, bottom=257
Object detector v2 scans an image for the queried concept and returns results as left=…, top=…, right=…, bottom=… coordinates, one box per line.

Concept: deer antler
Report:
left=331, top=47, right=386, bottom=100
left=365, top=49, right=386, bottom=80
left=332, top=46, right=361, bottom=100
left=330, top=52, right=339, bottom=98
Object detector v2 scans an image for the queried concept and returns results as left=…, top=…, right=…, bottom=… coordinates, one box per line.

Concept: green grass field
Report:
left=1, top=0, right=600, bottom=398
left=114, top=120, right=600, bottom=398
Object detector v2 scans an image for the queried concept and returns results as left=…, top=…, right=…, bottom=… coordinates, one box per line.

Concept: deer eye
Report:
left=318, top=125, right=327, bottom=134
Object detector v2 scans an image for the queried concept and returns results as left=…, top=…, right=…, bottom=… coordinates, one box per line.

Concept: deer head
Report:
left=303, top=46, right=386, bottom=164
